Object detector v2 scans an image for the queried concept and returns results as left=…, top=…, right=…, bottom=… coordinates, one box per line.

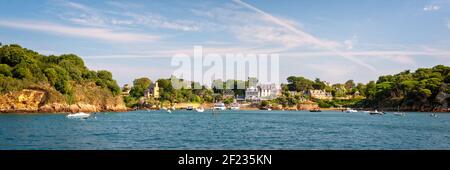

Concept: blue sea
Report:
left=0, top=110, right=449, bottom=150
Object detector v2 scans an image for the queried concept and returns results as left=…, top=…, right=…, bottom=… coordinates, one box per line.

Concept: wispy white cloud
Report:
left=54, top=0, right=200, bottom=31
left=0, top=20, right=159, bottom=42
left=232, top=0, right=375, bottom=71
left=105, top=1, right=143, bottom=10
left=120, top=12, right=201, bottom=31
left=281, top=50, right=450, bottom=57
left=232, top=0, right=342, bottom=49
left=61, top=1, right=91, bottom=12
left=423, top=4, right=440, bottom=11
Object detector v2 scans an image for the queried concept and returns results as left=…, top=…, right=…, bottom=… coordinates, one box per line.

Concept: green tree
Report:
left=287, top=76, right=314, bottom=92
left=313, top=78, right=326, bottom=90
left=345, top=80, right=355, bottom=90
left=0, top=64, right=12, bottom=77
left=44, top=68, right=58, bottom=86
left=12, top=67, right=32, bottom=79
left=130, top=77, right=152, bottom=98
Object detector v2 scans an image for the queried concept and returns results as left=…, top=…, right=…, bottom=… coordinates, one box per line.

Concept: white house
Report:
left=245, top=84, right=281, bottom=101
left=245, top=86, right=260, bottom=101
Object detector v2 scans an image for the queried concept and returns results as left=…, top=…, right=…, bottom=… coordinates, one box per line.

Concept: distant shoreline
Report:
left=1, top=107, right=448, bottom=114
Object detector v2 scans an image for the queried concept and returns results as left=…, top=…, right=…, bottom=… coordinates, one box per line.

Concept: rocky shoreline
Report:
left=0, top=89, right=127, bottom=114
left=0, top=102, right=128, bottom=114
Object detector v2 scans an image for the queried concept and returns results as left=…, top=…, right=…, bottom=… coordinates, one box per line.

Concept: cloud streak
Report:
left=55, top=0, right=200, bottom=31
left=0, top=20, right=159, bottom=42
left=232, top=0, right=340, bottom=49
left=423, top=4, right=440, bottom=11
left=232, top=0, right=376, bottom=71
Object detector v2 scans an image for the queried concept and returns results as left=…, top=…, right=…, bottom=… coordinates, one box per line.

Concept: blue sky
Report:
left=0, top=0, right=449, bottom=86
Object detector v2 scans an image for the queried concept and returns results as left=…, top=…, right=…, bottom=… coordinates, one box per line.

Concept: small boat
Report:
left=430, top=113, right=438, bottom=117
left=213, top=103, right=226, bottom=110
left=392, top=112, right=406, bottom=116
left=195, top=107, right=205, bottom=112
left=369, top=110, right=384, bottom=115
left=229, top=103, right=240, bottom=110
left=344, top=108, right=358, bottom=113
left=167, top=109, right=172, bottom=113
left=309, top=109, right=322, bottom=112
left=67, top=112, right=90, bottom=119
left=186, top=106, right=194, bottom=111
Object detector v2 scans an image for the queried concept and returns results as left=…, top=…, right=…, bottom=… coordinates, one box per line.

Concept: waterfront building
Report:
left=121, top=84, right=131, bottom=96
left=258, top=84, right=281, bottom=100
left=306, top=89, right=332, bottom=100
left=245, top=86, right=260, bottom=101
left=144, top=82, right=160, bottom=99
left=245, top=84, right=281, bottom=101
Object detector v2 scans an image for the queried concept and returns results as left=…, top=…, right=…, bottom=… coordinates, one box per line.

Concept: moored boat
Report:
left=213, top=103, right=226, bottom=110
left=229, top=103, right=240, bottom=110
left=392, top=112, right=406, bottom=116
left=186, top=106, right=194, bottom=111
left=344, top=108, right=358, bottom=113
left=195, top=107, right=205, bottom=112
left=67, top=112, right=90, bottom=119
left=369, top=110, right=384, bottom=115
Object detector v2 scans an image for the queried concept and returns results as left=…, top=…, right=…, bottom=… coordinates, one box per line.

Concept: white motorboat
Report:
left=195, top=107, right=205, bottom=112
left=167, top=109, right=172, bottom=113
left=344, top=108, right=358, bottom=113
left=67, top=112, right=90, bottom=119
left=213, top=103, right=226, bottom=110
left=393, top=112, right=406, bottom=116
left=229, top=103, right=240, bottom=110
left=369, top=110, right=384, bottom=115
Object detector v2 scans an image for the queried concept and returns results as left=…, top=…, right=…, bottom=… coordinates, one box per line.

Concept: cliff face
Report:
left=0, top=84, right=127, bottom=113
left=0, top=89, right=46, bottom=112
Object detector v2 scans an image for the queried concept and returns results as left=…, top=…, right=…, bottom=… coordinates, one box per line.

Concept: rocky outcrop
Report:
left=297, top=100, right=319, bottom=110
left=0, top=88, right=127, bottom=113
left=0, top=89, right=46, bottom=112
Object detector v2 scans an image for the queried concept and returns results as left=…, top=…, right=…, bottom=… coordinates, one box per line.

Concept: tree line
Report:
left=0, top=44, right=121, bottom=99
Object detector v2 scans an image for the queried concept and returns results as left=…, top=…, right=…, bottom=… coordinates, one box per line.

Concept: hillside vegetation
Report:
left=0, top=44, right=125, bottom=112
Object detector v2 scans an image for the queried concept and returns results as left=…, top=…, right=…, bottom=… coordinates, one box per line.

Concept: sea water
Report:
left=0, top=110, right=449, bottom=149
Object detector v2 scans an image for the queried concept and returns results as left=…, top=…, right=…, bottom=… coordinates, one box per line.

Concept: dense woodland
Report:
left=0, top=44, right=121, bottom=103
